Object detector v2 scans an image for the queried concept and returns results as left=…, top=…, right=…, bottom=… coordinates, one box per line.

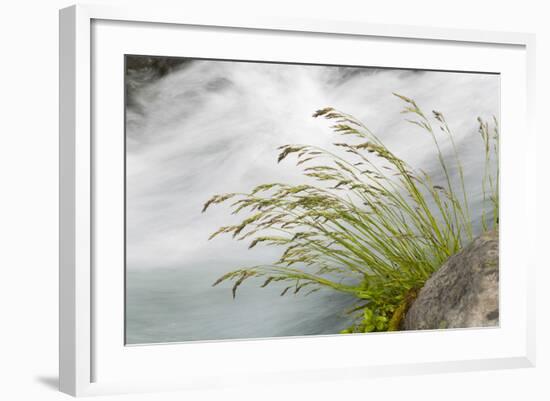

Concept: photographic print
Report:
left=125, top=55, right=499, bottom=345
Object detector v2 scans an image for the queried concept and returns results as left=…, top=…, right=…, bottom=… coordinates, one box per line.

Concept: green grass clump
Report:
left=202, top=93, right=499, bottom=333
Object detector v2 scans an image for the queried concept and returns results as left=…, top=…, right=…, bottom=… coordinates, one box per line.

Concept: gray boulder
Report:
left=403, top=230, right=499, bottom=330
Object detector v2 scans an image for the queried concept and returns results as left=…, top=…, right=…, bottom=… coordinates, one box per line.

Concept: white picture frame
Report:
left=59, top=4, right=536, bottom=397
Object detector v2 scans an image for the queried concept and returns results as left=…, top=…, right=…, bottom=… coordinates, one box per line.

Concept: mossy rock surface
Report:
left=403, top=230, right=499, bottom=330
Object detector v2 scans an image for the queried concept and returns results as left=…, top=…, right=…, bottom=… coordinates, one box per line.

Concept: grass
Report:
left=202, top=93, right=499, bottom=333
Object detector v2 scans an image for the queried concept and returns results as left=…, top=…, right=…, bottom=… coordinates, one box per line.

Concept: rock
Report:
left=403, top=230, right=499, bottom=330
left=125, top=55, right=188, bottom=77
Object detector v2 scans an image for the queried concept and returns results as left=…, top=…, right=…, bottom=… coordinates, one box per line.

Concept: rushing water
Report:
left=125, top=57, right=499, bottom=344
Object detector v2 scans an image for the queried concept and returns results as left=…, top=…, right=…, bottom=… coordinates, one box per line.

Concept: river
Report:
left=125, top=57, right=499, bottom=344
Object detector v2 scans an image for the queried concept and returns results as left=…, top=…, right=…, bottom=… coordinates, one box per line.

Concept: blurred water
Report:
left=125, top=58, right=499, bottom=344
left=126, top=268, right=357, bottom=344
